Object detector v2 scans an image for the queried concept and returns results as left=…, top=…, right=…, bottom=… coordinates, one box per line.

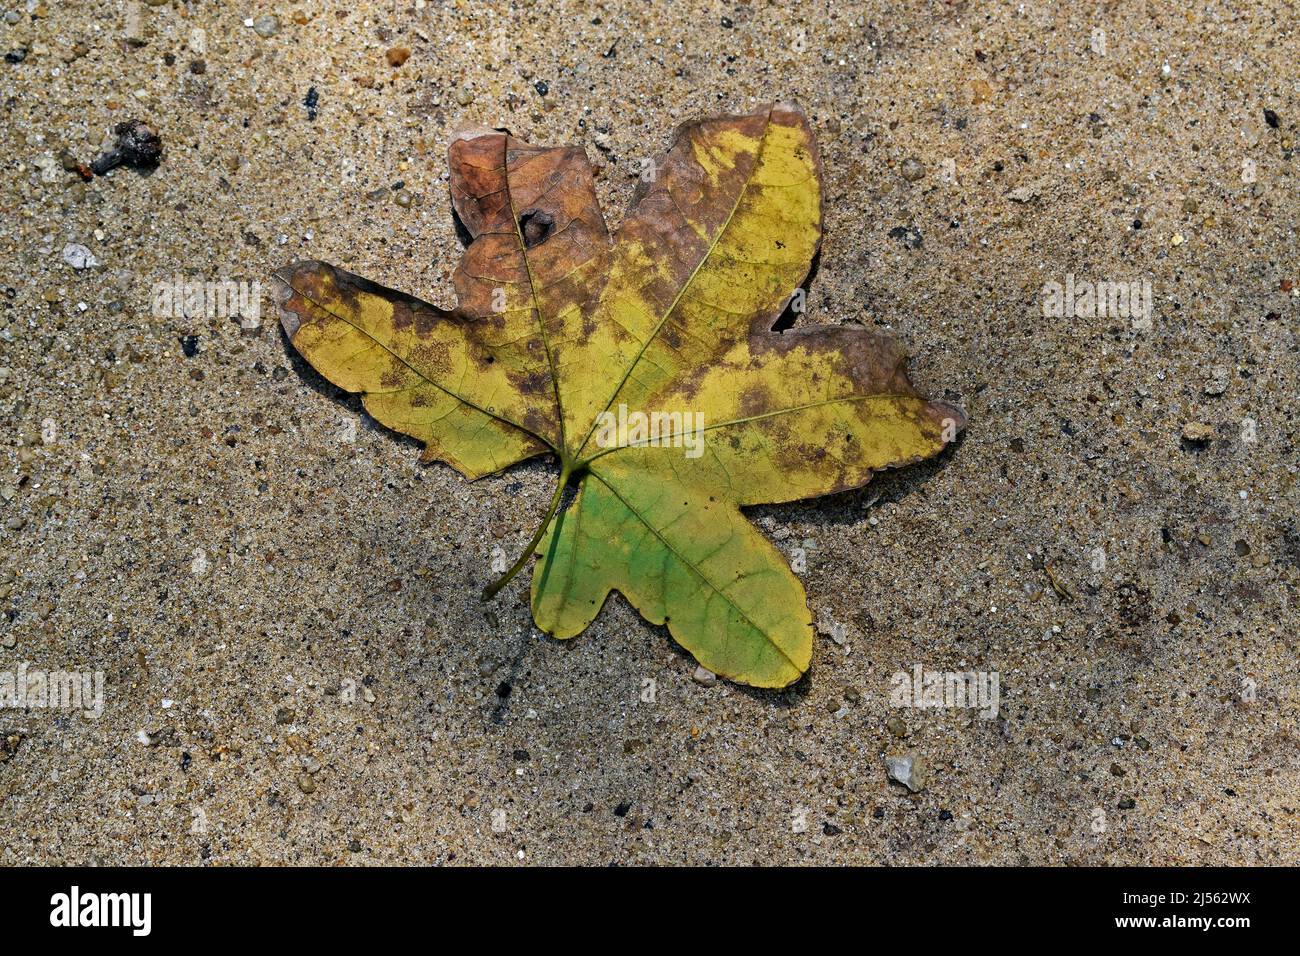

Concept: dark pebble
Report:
left=180, top=335, right=199, bottom=357
left=534, top=80, right=549, bottom=96
left=887, top=225, right=923, bottom=249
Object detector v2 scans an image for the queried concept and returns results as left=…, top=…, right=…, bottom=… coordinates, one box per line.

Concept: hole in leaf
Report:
left=519, top=209, right=556, bottom=248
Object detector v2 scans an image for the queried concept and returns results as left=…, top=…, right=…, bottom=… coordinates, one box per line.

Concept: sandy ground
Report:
left=0, top=0, right=1297, bottom=865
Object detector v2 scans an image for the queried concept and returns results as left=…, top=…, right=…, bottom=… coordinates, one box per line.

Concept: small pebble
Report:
left=62, top=243, right=98, bottom=270
left=252, top=15, right=280, bottom=38
left=692, top=665, right=716, bottom=687
left=456, top=87, right=474, bottom=106
left=1203, top=366, right=1229, bottom=396
left=885, top=754, right=926, bottom=792
left=900, top=157, right=926, bottom=182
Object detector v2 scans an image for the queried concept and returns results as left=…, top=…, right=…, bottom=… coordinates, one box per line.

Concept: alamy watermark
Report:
left=0, top=662, right=104, bottom=719
left=592, top=403, right=706, bottom=458
left=1042, top=273, right=1153, bottom=329
left=889, top=663, right=1000, bottom=719
left=50, top=886, right=150, bottom=936
left=152, top=276, right=262, bottom=324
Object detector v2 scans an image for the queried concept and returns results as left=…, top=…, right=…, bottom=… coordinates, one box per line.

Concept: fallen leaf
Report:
left=273, top=104, right=965, bottom=688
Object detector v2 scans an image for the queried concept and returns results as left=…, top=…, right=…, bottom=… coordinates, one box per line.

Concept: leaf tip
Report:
left=448, top=125, right=505, bottom=146
left=770, top=100, right=809, bottom=120
left=271, top=259, right=330, bottom=339
left=929, top=399, right=969, bottom=438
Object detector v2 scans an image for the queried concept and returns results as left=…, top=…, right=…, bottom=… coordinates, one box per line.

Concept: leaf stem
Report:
left=481, top=461, right=572, bottom=601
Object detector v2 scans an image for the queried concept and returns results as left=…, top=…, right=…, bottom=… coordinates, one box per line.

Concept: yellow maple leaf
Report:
left=274, top=105, right=965, bottom=688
